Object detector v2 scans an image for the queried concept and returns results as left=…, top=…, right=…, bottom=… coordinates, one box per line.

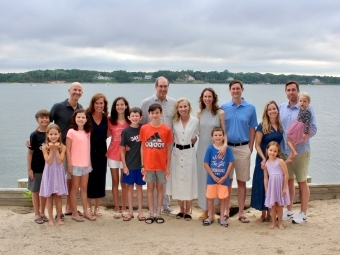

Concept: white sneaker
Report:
left=282, top=210, right=294, bottom=221
left=161, top=207, right=177, bottom=216
left=292, top=212, right=307, bottom=224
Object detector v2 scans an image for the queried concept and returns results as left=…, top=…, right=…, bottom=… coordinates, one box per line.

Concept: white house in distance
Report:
left=96, top=74, right=110, bottom=80
left=144, top=75, right=152, bottom=80
left=186, top=74, right=195, bottom=81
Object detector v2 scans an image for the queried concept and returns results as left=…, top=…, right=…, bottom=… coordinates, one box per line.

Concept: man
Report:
left=50, top=82, right=83, bottom=215
left=280, top=81, right=317, bottom=224
left=221, top=80, right=257, bottom=223
left=140, top=76, right=176, bottom=215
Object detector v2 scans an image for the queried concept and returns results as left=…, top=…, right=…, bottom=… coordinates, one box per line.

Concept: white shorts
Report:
left=108, top=159, right=123, bottom=169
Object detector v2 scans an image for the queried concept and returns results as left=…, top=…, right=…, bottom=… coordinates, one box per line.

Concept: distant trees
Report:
left=0, top=69, right=339, bottom=84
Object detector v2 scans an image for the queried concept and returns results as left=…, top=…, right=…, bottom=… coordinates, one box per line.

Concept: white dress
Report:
left=167, top=115, right=199, bottom=200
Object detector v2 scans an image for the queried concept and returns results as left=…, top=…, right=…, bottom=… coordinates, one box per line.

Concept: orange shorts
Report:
left=206, top=184, right=229, bottom=199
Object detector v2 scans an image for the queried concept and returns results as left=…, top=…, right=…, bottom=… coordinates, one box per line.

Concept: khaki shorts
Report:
left=206, top=184, right=229, bottom=199
left=229, top=145, right=251, bottom=182
left=145, top=170, right=166, bottom=184
left=281, top=151, right=310, bottom=182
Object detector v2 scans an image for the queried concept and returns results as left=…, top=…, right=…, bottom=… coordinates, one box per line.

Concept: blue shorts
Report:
left=122, top=169, right=146, bottom=186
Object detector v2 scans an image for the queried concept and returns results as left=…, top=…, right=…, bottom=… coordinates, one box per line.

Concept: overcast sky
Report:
left=0, top=0, right=339, bottom=75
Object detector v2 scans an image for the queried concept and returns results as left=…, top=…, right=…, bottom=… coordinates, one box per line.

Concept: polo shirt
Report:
left=50, top=99, right=83, bottom=143
left=279, top=102, right=317, bottom=155
left=140, top=94, right=175, bottom=130
left=221, top=98, right=257, bottom=143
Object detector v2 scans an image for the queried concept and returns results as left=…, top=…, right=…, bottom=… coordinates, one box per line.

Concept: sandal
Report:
left=113, top=211, right=121, bottom=219
left=184, top=214, right=192, bottom=221
left=145, top=216, right=155, bottom=224
left=87, top=207, right=93, bottom=216
left=176, top=212, right=184, bottom=219
left=84, top=215, right=96, bottom=221
left=220, top=219, right=229, bottom=227
left=155, top=216, right=165, bottom=224
left=202, top=218, right=213, bottom=226
left=41, top=216, right=49, bottom=222
left=34, top=217, right=44, bottom=224
left=137, top=214, right=146, bottom=221
left=94, top=207, right=102, bottom=217
left=123, top=213, right=133, bottom=221
left=238, top=215, right=250, bottom=223
left=72, top=216, right=84, bottom=222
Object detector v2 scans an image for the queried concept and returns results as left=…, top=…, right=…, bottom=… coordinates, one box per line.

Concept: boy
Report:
left=203, top=127, right=234, bottom=227
left=139, top=103, right=173, bottom=224
left=120, top=107, right=146, bottom=221
left=27, top=109, right=50, bottom=224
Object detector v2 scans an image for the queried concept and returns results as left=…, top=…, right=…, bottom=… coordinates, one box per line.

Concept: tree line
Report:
left=0, top=69, right=339, bottom=84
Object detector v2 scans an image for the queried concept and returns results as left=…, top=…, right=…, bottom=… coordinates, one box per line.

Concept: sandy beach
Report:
left=1, top=199, right=339, bottom=255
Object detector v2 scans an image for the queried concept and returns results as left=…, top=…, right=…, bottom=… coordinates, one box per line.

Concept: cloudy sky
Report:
left=0, top=0, right=339, bottom=75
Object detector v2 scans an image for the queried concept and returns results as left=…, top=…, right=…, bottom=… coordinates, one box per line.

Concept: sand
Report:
left=1, top=199, right=339, bottom=255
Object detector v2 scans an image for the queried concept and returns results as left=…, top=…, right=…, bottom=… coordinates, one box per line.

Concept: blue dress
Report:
left=250, top=123, right=283, bottom=211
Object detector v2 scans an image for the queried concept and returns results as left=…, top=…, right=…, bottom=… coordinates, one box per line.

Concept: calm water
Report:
left=0, top=83, right=339, bottom=188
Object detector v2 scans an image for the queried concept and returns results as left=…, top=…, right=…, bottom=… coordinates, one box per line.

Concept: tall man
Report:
left=50, top=82, right=83, bottom=214
left=140, top=76, right=176, bottom=215
left=280, top=81, right=317, bottom=224
left=221, top=80, right=257, bottom=223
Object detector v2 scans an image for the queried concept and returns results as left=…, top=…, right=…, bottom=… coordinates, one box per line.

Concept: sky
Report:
left=0, top=0, right=340, bottom=76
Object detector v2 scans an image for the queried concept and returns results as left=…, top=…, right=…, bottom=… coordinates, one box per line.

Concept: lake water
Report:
left=0, top=83, right=339, bottom=188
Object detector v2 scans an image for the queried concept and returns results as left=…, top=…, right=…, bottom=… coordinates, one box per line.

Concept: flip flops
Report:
left=145, top=217, right=155, bottom=224
left=137, top=214, right=146, bottom=221
left=155, top=216, right=165, bottom=224
left=176, top=212, right=184, bottom=219
left=184, top=214, right=192, bottom=221
left=123, top=214, right=133, bottom=221
left=238, top=215, right=250, bottom=223
left=72, top=217, right=84, bottom=222
left=220, top=219, right=229, bottom=227
left=34, top=217, right=44, bottom=224
left=202, top=218, right=213, bottom=226
left=84, top=215, right=96, bottom=221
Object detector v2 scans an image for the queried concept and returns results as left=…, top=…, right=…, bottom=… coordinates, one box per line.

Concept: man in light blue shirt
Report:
left=221, top=80, right=257, bottom=223
left=280, top=81, right=317, bottom=224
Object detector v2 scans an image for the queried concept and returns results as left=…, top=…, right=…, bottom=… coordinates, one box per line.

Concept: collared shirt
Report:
left=140, top=94, right=176, bottom=130
left=50, top=99, right=83, bottom=143
left=221, top=98, right=257, bottom=143
left=279, top=102, right=317, bottom=155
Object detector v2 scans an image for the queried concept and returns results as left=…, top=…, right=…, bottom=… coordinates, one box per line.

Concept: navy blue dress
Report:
left=87, top=115, right=108, bottom=199
left=250, top=123, right=283, bottom=211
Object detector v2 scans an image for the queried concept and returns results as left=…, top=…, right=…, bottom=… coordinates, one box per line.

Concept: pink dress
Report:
left=286, top=108, right=311, bottom=144
left=264, top=158, right=290, bottom=208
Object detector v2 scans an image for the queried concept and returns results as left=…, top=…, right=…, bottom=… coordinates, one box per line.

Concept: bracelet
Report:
left=140, top=165, right=144, bottom=168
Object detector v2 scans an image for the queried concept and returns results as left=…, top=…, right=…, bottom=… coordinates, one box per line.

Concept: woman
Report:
left=196, top=88, right=228, bottom=220
left=167, top=98, right=199, bottom=221
left=86, top=93, right=109, bottom=216
left=250, top=100, right=283, bottom=222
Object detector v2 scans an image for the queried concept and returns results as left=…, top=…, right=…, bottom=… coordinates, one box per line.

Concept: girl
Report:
left=86, top=93, right=109, bottom=217
left=251, top=101, right=283, bottom=223
left=196, top=88, right=228, bottom=220
left=167, top=98, right=199, bottom=221
left=264, top=141, right=290, bottom=230
left=286, top=92, right=312, bottom=163
left=39, top=124, right=68, bottom=226
left=106, top=97, right=131, bottom=219
left=66, top=109, right=95, bottom=222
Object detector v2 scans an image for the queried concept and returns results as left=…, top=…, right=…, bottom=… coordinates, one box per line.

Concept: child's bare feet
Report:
left=278, top=224, right=284, bottom=230
left=48, top=219, right=55, bottom=226
left=269, top=224, right=275, bottom=229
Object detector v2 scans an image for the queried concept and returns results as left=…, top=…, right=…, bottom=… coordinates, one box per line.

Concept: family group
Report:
left=27, top=77, right=317, bottom=230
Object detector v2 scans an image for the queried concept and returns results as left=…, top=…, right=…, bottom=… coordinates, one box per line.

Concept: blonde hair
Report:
left=173, top=98, right=192, bottom=122
left=261, top=101, right=283, bottom=135
left=45, top=124, right=63, bottom=145
left=298, top=92, right=311, bottom=104
left=265, top=141, right=281, bottom=160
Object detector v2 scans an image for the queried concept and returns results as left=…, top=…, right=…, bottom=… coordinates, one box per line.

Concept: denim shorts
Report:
left=72, top=166, right=92, bottom=176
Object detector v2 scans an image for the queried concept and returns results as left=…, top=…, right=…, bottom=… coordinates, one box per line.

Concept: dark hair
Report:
left=69, top=109, right=92, bottom=133
left=46, top=124, right=62, bottom=145
left=86, top=93, right=109, bottom=117
left=35, top=109, right=50, bottom=119
left=129, top=107, right=142, bottom=116
left=265, top=141, right=281, bottom=160
left=109, top=97, right=131, bottom=125
left=285, top=81, right=299, bottom=91
left=154, top=76, right=169, bottom=88
left=198, top=87, right=220, bottom=116
left=148, top=103, right=162, bottom=113
left=229, top=79, right=243, bottom=89
left=211, top=126, right=225, bottom=136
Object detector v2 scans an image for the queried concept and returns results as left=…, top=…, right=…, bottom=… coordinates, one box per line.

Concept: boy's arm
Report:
left=120, top=145, right=129, bottom=175
left=140, top=143, right=145, bottom=175
left=27, top=150, right=34, bottom=179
